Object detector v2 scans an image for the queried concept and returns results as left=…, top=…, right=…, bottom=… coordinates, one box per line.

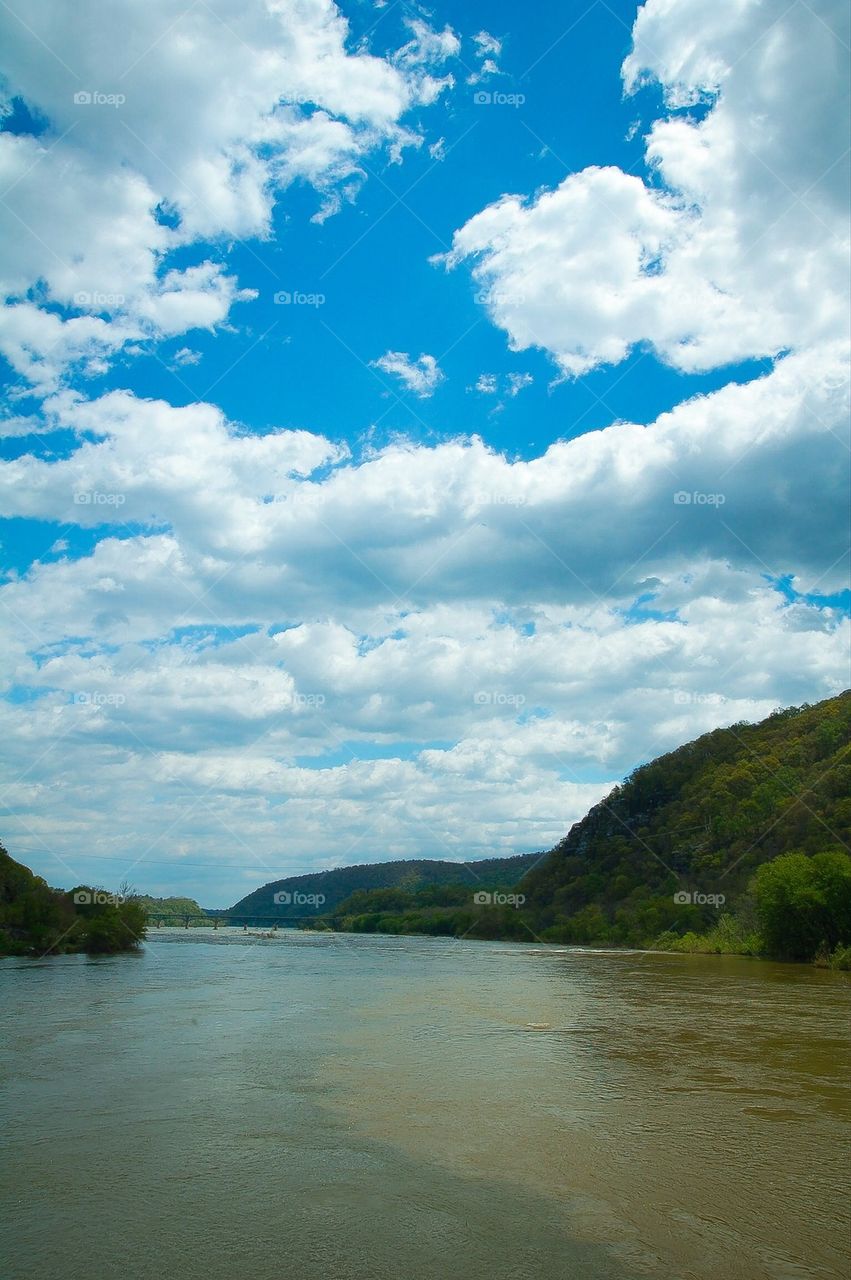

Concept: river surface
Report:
left=0, top=929, right=848, bottom=1280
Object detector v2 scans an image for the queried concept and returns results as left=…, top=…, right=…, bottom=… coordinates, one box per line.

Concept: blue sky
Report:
left=1, top=0, right=747, bottom=461
left=0, top=0, right=848, bottom=905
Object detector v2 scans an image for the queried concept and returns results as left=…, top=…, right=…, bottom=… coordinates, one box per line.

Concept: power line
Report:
left=30, top=817, right=729, bottom=872
left=37, top=852, right=512, bottom=871
left=41, top=853, right=315, bottom=871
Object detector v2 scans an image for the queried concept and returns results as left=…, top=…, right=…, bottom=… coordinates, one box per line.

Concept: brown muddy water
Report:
left=1, top=930, right=848, bottom=1280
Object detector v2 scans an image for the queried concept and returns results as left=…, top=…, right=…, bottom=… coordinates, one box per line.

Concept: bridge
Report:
left=146, top=914, right=319, bottom=930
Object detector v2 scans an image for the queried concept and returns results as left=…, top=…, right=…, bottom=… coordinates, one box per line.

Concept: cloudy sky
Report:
left=0, top=0, right=848, bottom=907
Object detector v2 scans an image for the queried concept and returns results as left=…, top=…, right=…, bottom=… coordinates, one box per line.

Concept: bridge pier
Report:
left=145, top=914, right=302, bottom=930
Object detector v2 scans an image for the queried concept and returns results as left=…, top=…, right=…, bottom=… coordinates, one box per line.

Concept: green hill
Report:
left=321, top=694, right=851, bottom=962
left=226, top=853, right=540, bottom=920
left=136, top=895, right=206, bottom=921
left=520, top=691, right=850, bottom=948
left=0, top=846, right=147, bottom=956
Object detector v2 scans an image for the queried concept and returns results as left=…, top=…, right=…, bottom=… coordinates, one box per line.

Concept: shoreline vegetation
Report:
left=294, top=853, right=851, bottom=971
left=0, top=848, right=146, bottom=957
left=3, top=695, right=849, bottom=968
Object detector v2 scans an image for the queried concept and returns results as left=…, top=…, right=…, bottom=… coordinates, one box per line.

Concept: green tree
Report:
left=750, top=849, right=851, bottom=960
left=83, top=899, right=147, bottom=952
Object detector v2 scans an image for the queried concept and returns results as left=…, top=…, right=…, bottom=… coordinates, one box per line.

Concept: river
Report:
left=1, top=930, right=848, bottom=1280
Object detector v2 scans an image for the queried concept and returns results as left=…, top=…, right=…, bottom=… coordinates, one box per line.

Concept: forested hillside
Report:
left=319, top=695, right=851, bottom=962
left=522, top=693, right=850, bottom=945
left=227, top=853, right=539, bottom=919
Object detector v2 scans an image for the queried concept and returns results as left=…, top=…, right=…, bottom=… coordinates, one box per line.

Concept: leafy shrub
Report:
left=750, top=850, right=851, bottom=961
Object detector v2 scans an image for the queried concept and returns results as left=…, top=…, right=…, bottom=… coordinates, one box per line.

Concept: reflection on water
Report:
left=0, top=929, right=848, bottom=1280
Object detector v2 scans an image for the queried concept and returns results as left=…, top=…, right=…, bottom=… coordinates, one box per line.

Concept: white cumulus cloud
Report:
left=443, top=0, right=850, bottom=376
left=372, top=351, right=445, bottom=398
left=0, top=0, right=458, bottom=391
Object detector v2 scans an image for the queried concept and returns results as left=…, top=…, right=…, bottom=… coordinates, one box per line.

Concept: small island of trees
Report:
left=0, top=846, right=147, bottom=956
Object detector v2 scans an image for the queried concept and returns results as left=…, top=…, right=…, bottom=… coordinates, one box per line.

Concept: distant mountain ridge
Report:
left=223, top=853, right=540, bottom=919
